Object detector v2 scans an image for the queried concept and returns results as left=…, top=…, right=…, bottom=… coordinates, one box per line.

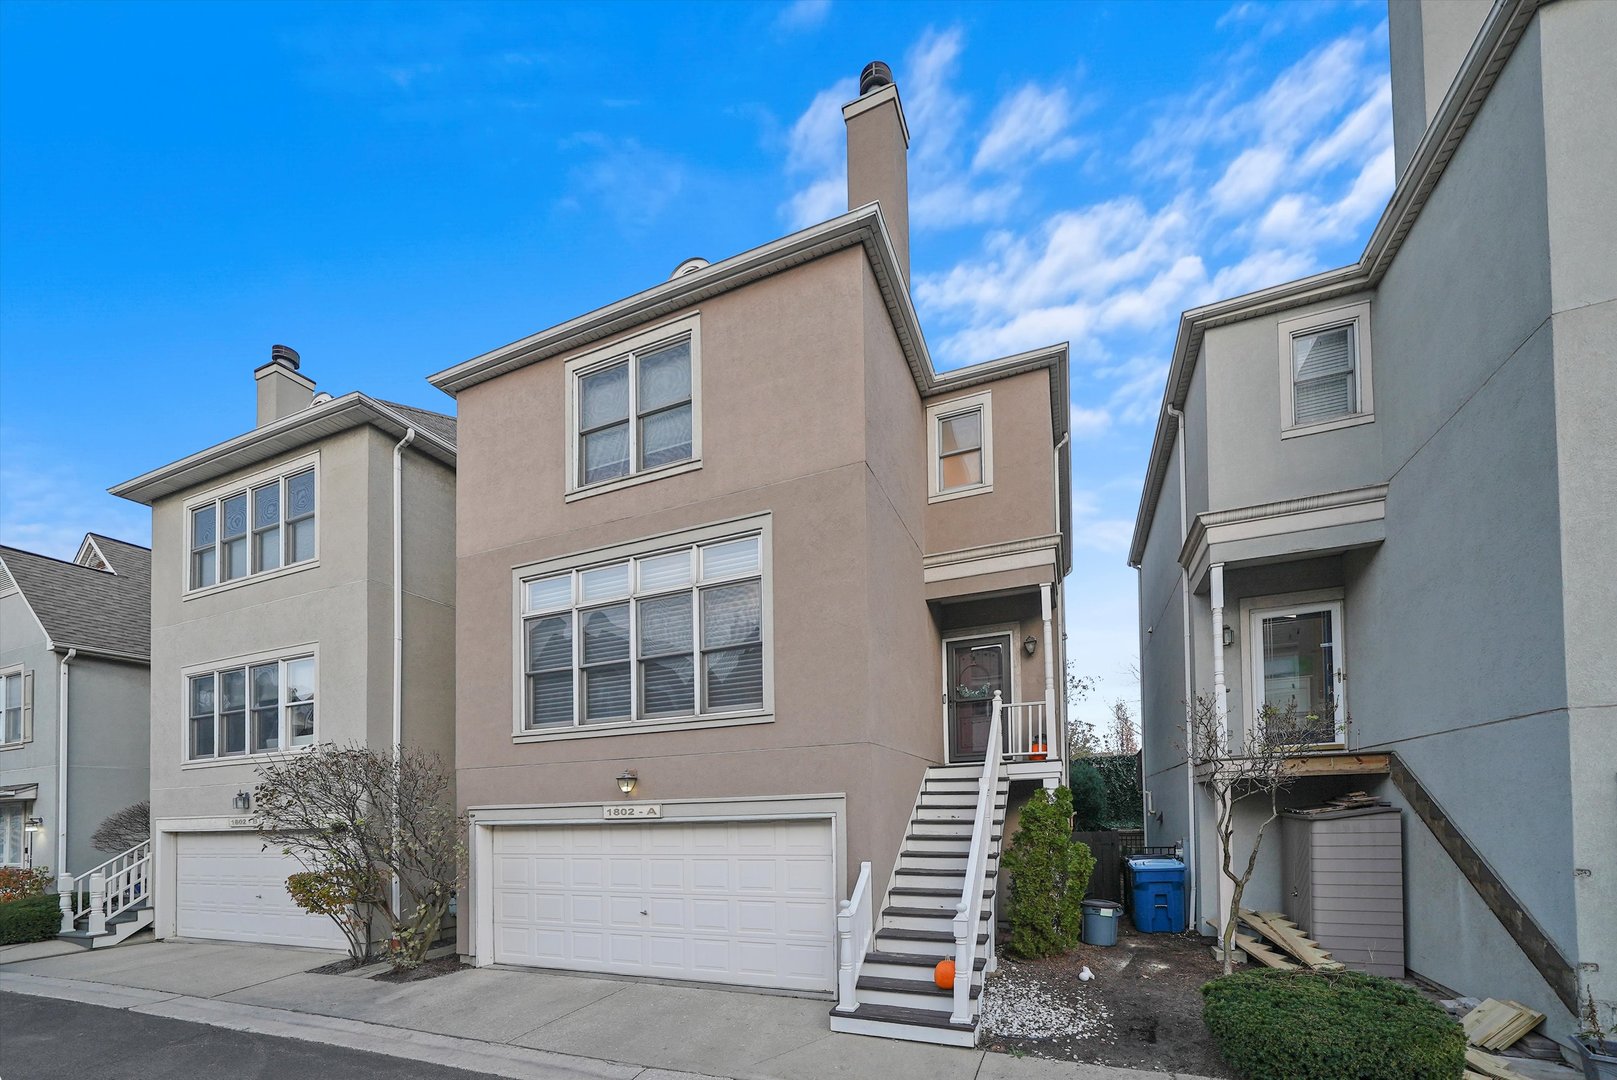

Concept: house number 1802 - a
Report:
left=603, top=804, right=661, bottom=820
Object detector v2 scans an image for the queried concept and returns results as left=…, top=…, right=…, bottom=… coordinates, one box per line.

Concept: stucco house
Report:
left=429, top=62, right=1072, bottom=1045
left=1131, top=0, right=1613, bottom=1034
left=109, top=346, right=458, bottom=950
left=0, top=534, right=150, bottom=884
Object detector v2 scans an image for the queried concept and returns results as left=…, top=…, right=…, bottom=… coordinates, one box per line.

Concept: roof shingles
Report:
left=0, top=535, right=151, bottom=659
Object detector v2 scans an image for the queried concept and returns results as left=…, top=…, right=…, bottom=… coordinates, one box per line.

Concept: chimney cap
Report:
left=270, top=344, right=301, bottom=370
left=859, top=61, right=893, bottom=96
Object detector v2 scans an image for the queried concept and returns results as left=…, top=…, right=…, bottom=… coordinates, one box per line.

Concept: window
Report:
left=1248, top=599, right=1344, bottom=746
left=0, top=803, right=23, bottom=866
left=566, top=315, right=702, bottom=498
left=519, top=531, right=765, bottom=732
left=0, top=670, right=26, bottom=746
left=189, top=464, right=316, bottom=590
left=927, top=391, right=994, bottom=501
left=1277, top=302, right=1374, bottom=435
left=186, top=654, right=315, bottom=761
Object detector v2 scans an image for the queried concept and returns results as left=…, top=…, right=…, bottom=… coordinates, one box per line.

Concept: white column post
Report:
left=86, top=872, right=107, bottom=936
left=835, top=898, right=855, bottom=1011
left=1210, top=563, right=1228, bottom=740
left=950, top=900, right=973, bottom=1024
left=1040, top=582, right=1056, bottom=767
left=58, top=873, right=74, bottom=933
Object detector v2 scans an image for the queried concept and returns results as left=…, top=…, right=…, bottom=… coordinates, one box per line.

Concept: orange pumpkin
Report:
left=934, top=958, right=955, bottom=990
left=1030, top=740, right=1048, bottom=762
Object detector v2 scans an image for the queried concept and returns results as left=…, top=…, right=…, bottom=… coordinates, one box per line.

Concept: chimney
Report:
left=1387, top=0, right=1491, bottom=176
left=843, top=60, right=911, bottom=281
left=254, top=344, right=315, bottom=426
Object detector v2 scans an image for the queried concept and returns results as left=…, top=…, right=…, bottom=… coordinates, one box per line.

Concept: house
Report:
left=109, top=346, right=458, bottom=950
left=0, top=534, right=151, bottom=883
left=1130, top=0, right=1613, bottom=1032
left=428, top=61, right=1072, bottom=1045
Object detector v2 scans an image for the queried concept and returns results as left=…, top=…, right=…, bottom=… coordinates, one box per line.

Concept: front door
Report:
left=946, top=635, right=1010, bottom=762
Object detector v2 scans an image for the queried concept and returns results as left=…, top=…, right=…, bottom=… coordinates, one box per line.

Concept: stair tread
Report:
left=889, top=887, right=995, bottom=898
left=883, top=906, right=991, bottom=919
left=893, top=868, right=998, bottom=878
left=832, top=1002, right=974, bottom=1032
left=858, top=975, right=982, bottom=999
left=878, top=927, right=990, bottom=945
left=866, top=950, right=987, bottom=971
left=903, top=851, right=997, bottom=860
left=906, top=830, right=1002, bottom=840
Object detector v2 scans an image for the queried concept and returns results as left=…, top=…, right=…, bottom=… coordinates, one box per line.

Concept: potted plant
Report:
left=1574, top=986, right=1617, bottom=1080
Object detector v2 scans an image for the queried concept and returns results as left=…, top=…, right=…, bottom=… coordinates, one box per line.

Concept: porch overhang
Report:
left=0, top=783, right=39, bottom=802
left=1180, top=484, right=1387, bottom=593
left=1193, top=750, right=1390, bottom=783
left=923, top=536, right=1059, bottom=602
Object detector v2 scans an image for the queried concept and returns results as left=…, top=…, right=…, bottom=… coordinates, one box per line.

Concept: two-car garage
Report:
left=487, top=816, right=836, bottom=993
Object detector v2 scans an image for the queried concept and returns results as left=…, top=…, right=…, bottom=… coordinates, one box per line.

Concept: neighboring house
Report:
left=429, top=62, right=1072, bottom=1044
left=110, top=346, right=457, bottom=950
left=0, top=534, right=151, bottom=880
left=1131, top=0, right=1613, bottom=1033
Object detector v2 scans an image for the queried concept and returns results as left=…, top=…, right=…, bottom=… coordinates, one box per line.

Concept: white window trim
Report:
left=182, top=451, right=320, bottom=598
left=0, top=666, right=28, bottom=750
left=179, top=643, right=319, bottom=767
left=1276, top=301, right=1374, bottom=438
left=940, top=624, right=1021, bottom=765
left=564, top=313, right=703, bottom=502
left=510, top=513, right=773, bottom=744
left=1239, top=590, right=1346, bottom=748
left=927, top=390, right=994, bottom=503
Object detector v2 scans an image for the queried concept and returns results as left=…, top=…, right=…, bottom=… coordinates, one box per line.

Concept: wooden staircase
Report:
left=829, top=763, right=1009, bottom=1046
left=58, top=839, right=154, bottom=949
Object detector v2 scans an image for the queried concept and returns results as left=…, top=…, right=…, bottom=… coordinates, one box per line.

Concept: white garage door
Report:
left=175, top=831, right=347, bottom=950
left=492, top=818, right=835, bottom=992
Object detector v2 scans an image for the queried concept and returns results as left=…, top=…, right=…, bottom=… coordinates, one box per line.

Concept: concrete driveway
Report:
left=1, top=940, right=1218, bottom=1080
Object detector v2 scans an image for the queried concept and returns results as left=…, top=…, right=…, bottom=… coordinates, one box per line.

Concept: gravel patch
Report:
left=982, top=963, right=1113, bottom=1040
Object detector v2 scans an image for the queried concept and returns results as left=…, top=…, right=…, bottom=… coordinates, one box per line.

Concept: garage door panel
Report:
left=492, top=818, right=834, bottom=992
left=176, top=832, right=346, bottom=951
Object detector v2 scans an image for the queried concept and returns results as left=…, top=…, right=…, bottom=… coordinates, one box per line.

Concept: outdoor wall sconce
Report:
left=1022, top=635, right=1038, bottom=656
left=616, top=770, right=638, bottom=796
left=24, top=817, right=43, bottom=833
left=232, top=790, right=252, bottom=811
left=1222, top=624, right=1236, bottom=647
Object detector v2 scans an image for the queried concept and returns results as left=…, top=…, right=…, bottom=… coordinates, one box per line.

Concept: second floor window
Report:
left=190, top=466, right=316, bottom=590
left=577, top=335, right=693, bottom=488
left=1291, top=323, right=1358, bottom=425
left=187, top=654, right=315, bottom=761
left=0, top=671, right=26, bottom=745
left=928, top=390, right=994, bottom=501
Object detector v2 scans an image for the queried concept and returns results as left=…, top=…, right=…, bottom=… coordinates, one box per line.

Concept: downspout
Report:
left=57, top=648, right=76, bottom=873
left=1051, top=432, right=1069, bottom=777
left=391, top=426, right=416, bottom=918
left=1166, top=406, right=1197, bottom=933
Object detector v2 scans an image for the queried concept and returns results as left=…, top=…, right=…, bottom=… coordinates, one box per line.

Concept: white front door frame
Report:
left=1242, top=592, right=1347, bottom=747
left=940, top=624, right=1020, bottom=766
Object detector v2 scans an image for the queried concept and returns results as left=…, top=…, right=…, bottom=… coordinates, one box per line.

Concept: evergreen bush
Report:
left=0, top=894, right=62, bottom=946
left=1000, top=786, right=1095, bottom=957
left=1201, top=969, right=1466, bottom=1080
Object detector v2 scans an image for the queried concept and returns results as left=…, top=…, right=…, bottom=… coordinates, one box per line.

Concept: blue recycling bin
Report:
left=1127, top=856, right=1187, bottom=933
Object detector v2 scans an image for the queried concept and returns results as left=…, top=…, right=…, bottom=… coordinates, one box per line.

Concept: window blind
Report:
left=1292, top=325, right=1356, bottom=424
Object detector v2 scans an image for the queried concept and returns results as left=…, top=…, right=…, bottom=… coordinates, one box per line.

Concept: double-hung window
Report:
left=927, top=391, right=994, bottom=501
left=1278, top=302, right=1374, bottom=435
left=520, top=531, right=765, bottom=732
left=186, top=654, right=316, bottom=761
left=0, top=803, right=24, bottom=866
left=189, top=464, right=316, bottom=590
left=0, top=670, right=27, bottom=746
left=567, top=316, right=700, bottom=497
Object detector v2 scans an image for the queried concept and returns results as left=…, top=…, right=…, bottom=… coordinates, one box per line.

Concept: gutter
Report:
left=57, top=648, right=76, bottom=872
left=391, top=426, right=416, bottom=916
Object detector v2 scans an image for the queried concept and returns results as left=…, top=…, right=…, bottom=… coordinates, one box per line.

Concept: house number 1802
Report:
left=603, top=804, right=661, bottom=820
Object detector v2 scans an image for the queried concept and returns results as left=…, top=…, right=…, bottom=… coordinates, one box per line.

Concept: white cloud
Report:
left=973, top=84, right=1080, bottom=172
left=0, top=436, right=149, bottom=560
left=1069, top=404, right=1112, bottom=439
left=557, top=133, right=690, bottom=233
left=775, top=0, right=831, bottom=32
left=1210, top=146, right=1288, bottom=211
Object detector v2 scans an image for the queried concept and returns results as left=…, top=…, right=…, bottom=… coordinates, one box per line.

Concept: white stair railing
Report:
left=834, top=861, right=874, bottom=1013
left=951, top=691, right=1004, bottom=1024
left=59, top=839, right=151, bottom=935
left=1001, top=701, right=1050, bottom=761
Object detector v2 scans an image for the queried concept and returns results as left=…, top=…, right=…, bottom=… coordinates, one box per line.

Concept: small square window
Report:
left=1277, top=302, right=1374, bottom=436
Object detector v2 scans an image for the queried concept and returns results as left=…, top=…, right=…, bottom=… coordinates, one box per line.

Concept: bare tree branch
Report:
left=91, top=801, right=150, bottom=854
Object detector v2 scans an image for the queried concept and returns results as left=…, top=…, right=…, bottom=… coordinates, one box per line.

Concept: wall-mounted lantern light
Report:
left=1022, top=635, right=1038, bottom=656
left=24, top=817, right=43, bottom=833
left=232, top=790, right=252, bottom=811
left=616, top=770, right=638, bottom=797
left=1222, top=624, right=1236, bottom=648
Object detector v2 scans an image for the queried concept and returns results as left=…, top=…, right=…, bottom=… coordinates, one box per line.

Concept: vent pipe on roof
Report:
left=254, top=344, right=316, bottom=427
left=843, top=59, right=910, bottom=282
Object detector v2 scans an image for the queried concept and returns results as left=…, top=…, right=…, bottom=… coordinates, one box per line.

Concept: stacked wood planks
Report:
left=1462, top=998, right=1546, bottom=1052
left=1236, top=909, right=1345, bottom=971
left=1463, top=1047, right=1530, bottom=1079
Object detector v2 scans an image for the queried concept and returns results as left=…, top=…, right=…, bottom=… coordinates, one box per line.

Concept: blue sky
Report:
left=0, top=0, right=1393, bottom=729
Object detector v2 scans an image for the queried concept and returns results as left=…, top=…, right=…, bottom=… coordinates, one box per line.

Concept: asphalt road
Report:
left=0, top=992, right=501, bottom=1080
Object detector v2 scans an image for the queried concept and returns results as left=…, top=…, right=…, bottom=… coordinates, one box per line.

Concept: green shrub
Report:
left=1000, top=786, right=1096, bottom=958
left=1068, top=761, right=1108, bottom=830
left=0, top=894, right=63, bottom=946
left=1201, top=969, right=1465, bottom=1080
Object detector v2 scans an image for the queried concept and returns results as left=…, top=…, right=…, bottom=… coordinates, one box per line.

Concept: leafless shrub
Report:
left=91, top=800, right=150, bottom=854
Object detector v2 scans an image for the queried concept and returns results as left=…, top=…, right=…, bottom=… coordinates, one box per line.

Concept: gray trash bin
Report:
left=1081, top=899, right=1122, bottom=946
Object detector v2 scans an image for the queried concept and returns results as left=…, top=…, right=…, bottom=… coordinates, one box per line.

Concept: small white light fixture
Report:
left=616, top=770, right=638, bottom=797
left=1022, top=635, right=1038, bottom=657
left=232, top=790, right=252, bottom=811
left=24, top=817, right=43, bottom=833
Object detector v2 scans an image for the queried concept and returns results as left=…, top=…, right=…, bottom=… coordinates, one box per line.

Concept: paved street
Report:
left=0, top=992, right=497, bottom=1080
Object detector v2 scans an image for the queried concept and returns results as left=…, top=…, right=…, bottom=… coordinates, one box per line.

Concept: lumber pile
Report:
left=1288, top=790, right=1389, bottom=815
left=1463, top=998, right=1546, bottom=1052
left=1233, top=932, right=1297, bottom=970
left=1464, top=1047, right=1529, bottom=1079
left=1236, top=909, right=1344, bottom=971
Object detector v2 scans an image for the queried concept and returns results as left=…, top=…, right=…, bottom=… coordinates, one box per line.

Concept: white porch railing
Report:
left=1001, top=700, right=1052, bottom=762
left=952, top=692, right=1004, bottom=1024
left=59, top=839, right=150, bottom=935
left=834, top=861, right=873, bottom=1013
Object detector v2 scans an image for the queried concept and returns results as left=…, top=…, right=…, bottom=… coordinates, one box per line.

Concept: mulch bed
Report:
left=307, top=956, right=370, bottom=976
left=980, top=923, right=1235, bottom=1077
left=368, top=954, right=469, bottom=983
